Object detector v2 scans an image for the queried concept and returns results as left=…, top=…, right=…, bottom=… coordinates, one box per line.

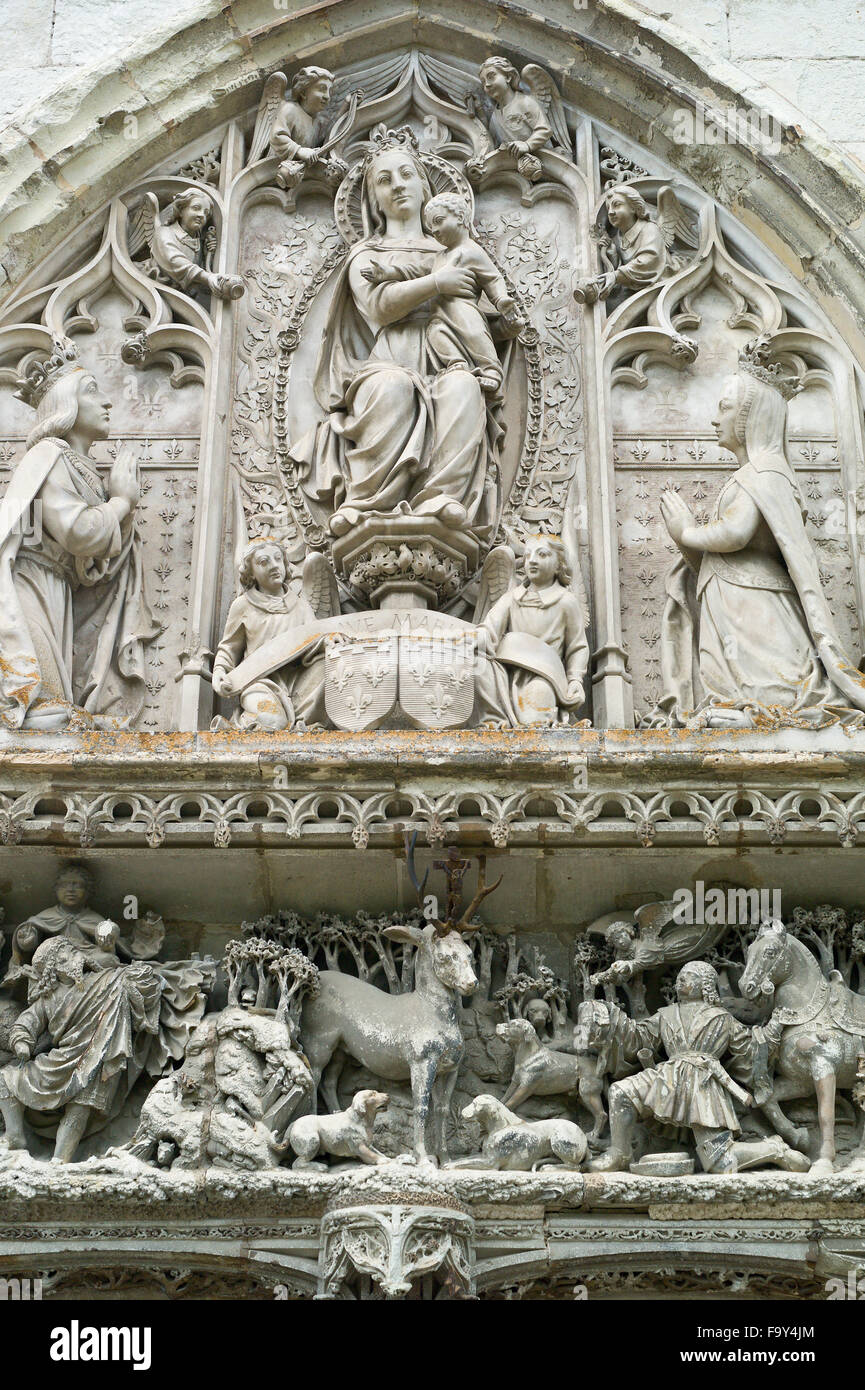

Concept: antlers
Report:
left=403, top=832, right=503, bottom=936
left=454, top=854, right=503, bottom=934
left=404, top=830, right=430, bottom=898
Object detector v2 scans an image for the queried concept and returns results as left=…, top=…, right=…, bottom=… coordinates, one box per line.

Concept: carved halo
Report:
left=333, top=125, right=475, bottom=244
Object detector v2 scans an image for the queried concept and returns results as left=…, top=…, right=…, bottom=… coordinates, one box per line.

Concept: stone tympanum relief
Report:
left=585, top=960, right=808, bottom=1177
left=1, top=854, right=864, bottom=1184
left=603, top=189, right=865, bottom=722
left=223, top=87, right=589, bottom=733
left=574, top=183, right=697, bottom=305
left=465, top=58, right=571, bottom=184
left=228, top=53, right=589, bottom=733
left=478, top=535, right=589, bottom=725
left=288, top=1089, right=390, bottom=1169
left=249, top=66, right=358, bottom=197
left=210, top=537, right=332, bottom=731
left=2, top=51, right=865, bottom=733
left=126, top=983, right=314, bottom=1171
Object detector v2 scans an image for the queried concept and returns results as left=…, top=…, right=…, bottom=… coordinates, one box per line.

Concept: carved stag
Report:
left=300, top=843, right=502, bottom=1163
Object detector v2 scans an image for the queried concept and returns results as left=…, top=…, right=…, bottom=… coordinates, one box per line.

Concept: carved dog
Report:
left=449, top=1094, right=587, bottom=1170
left=288, top=1089, right=389, bottom=1169
left=496, top=1017, right=607, bottom=1143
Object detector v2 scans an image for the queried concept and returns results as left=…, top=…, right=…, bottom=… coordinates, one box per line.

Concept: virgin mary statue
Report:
left=289, top=126, right=507, bottom=538
left=658, top=337, right=865, bottom=728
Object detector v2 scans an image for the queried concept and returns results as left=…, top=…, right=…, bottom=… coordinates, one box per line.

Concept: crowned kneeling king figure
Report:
left=0, top=336, right=161, bottom=731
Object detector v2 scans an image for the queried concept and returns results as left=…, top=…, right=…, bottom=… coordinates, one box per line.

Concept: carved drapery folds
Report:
left=0, top=50, right=863, bottom=734
left=4, top=11, right=865, bottom=1307
left=0, top=855, right=863, bottom=1182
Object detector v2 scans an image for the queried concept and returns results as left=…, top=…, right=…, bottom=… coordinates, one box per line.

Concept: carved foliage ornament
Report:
left=0, top=49, right=863, bottom=739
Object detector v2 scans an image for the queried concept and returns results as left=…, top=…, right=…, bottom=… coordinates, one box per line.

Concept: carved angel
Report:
left=466, top=57, right=571, bottom=182
left=575, top=184, right=697, bottom=304
left=248, top=67, right=360, bottom=192
left=474, top=529, right=589, bottom=726
left=211, top=538, right=337, bottom=732
left=588, top=900, right=731, bottom=1018
left=127, top=189, right=244, bottom=301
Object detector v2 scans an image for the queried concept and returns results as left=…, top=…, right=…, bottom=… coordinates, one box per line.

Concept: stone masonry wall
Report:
left=1, top=0, right=864, bottom=169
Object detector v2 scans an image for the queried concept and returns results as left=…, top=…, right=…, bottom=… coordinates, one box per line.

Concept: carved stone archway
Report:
left=2, top=0, right=865, bottom=1308
left=3, top=0, right=865, bottom=363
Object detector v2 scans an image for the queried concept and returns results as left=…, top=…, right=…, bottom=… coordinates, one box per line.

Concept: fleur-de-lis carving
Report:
left=345, top=686, right=372, bottom=719
left=408, top=662, right=433, bottom=687
left=330, top=662, right=352, bottom=693
left=362, top=661, right=388, bottom=688
left=426, top=684, right=454, bottom=722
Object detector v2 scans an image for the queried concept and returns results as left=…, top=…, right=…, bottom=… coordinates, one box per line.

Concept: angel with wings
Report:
left=475, top=531, right=589, bottom=726
left=127, top=189, right=244, bottom=301
left=589, top=900, right=733, bottom=1018
left=467, top=58, right=571, bottom=182
left=575, top=184, right=697, bottom=304
left=211, top=537, right=338, bottom=731
left=249, top=67, right=359, bottom=193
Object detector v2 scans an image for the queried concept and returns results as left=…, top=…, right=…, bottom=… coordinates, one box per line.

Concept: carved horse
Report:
left=740, top=920, right=865, bottom=1176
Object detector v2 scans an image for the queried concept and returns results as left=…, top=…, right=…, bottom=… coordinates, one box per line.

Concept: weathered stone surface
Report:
left=1, top=0, right=865, bottom=1303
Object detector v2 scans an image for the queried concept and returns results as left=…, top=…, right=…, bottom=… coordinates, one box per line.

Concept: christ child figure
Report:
left=362, top=192, right=523, bottom=398
left=423, top=193, right=524, bottom=396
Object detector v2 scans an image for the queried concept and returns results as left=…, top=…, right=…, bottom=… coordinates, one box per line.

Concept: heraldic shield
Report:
left=399, top=633, right=476, bottom=730
left=325, top=633, right=398, bottom=731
